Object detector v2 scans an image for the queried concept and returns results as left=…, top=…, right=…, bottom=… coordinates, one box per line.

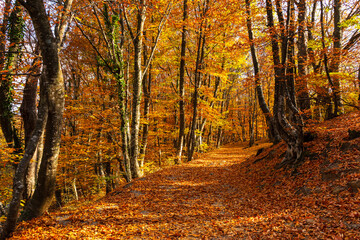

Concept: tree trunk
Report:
left=358, top=66, right=360, bottom=103
left=266, top=0, right=304, bottom=167
left=329, top=0, right=342, bottom=116
left=117, top=72, right=132, bottom=182
left=176, top=0, right=188, bottom=164
left=104, top=162, right=112, bottom=194
left=139, top=60, right=152, bottom=169
left=0, top=1, right=23, bottom=150
left=21, top=50, right=41, bottom=200
left=2, top=2, right=72, bottom=237
left=320, top=0, right=339, bottom=120
left=129, top=0, right=146, bottom=178
left=245, top=0, right=281, bottom=144
left=249, top=88, right=256, bottom=147
left=19, top=0, right=67, bottom=221
left=1, top=81, right=48, bottom=239
left=296, top=0, right=311, bottom=112
left=72, top=178, right=79, bottom=201
left=187, top=25, right=206, bottom=162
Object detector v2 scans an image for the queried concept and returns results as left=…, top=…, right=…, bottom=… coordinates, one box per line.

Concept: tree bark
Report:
left=20, top=47, right=41, bottom=200
left=187, top=22, right=206, bottom=162
left=139, top=46, right=152, bottom=169
left=176, top=0, right=188, bottom=164
left=187, top=0, right=209, bottom=161
left=129, top=0, right=146, bottom=178
left=296, top=0, right=311, bottom=112
left=1, top=80, right=48, bottom=239
left=20, top=0, right=66, bottom=220
left=2, top=2, right=71, bottom=237
left=320, top=0, right=338, bottom=120
left=0, top=1, right=23, bottom=149
left=329, top=0, right=342, bottom=116
left=358, top=66, right=360, bottom=103
left=245, top=0, right=280, bottom=144
left=266, top=0, right=304, bottom=167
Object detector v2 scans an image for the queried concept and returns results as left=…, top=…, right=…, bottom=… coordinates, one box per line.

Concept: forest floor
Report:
left=9, top=111, right=360, bottom=239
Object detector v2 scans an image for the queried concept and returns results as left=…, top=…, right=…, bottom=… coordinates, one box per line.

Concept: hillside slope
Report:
left=9, top=111, right=360, bottom=239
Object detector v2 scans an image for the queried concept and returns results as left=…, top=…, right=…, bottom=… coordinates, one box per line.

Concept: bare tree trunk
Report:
left=1, top=1, right=72, bottom=237
left=72, top=178, right=79, bottom=201
left=245, top=0, right=280, bottom=144
left=0, top=1, right=23, bottom=150
left=249, top=88, right=255, bottom=147
left=358, top=66, right=360, bottom=103
left=187, top=24, right=206, bottom=162
left=176, top=0, right=188, bottom=164
left=129, top=0, right=146, bottom=178
left=329, top=0, right=342, bottom=116
left=21, top=48, right=41, bottom=200
left=296, top=0, right=311, bottom=112
left=320, top=0, right=340, bottom=119
left=1, top=80, right=48, bottom=239
left=20, top=0, right=71, bottom=220
left=307, top=0, right=321, bottom=73
left=139, top=50, right=152, bottom=169
left=266, top=0, right=304, bottom=167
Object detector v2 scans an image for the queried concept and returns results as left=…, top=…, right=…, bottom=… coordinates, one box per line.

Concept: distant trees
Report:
left=244, top=0, right=360, bottom=165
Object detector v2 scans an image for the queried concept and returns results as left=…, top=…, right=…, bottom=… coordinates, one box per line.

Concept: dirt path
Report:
left=12, top=142, right=271, bottom=239
left=12, top=138, right=360, bottom=239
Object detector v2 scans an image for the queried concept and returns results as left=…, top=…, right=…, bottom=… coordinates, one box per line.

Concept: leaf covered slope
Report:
left=10, top=111, right=360, bottom=239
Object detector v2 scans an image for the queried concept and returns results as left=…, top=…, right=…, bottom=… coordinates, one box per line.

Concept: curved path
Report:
left=13, top=142, right=271, bottom=239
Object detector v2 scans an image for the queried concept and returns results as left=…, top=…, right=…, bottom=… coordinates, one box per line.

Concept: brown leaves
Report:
left=8, top=111, right=360, bottom=239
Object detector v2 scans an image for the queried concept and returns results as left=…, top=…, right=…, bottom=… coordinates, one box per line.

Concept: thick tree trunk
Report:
left=266, top=0, right=304, bottom=166
left=1, top=84, right=48, bottom=239
left=19, top=0, right=66, bottom=220
left=0, top=0, right=12, bottom=147
left=20, top=52, right=41, bottom=200
left=287, top=0, right=297, bottom=109
left=104, top=162, right=112, bottom=194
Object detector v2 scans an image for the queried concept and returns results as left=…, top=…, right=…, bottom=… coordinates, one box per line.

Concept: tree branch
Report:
left=141, top=2, right=172, bottom=82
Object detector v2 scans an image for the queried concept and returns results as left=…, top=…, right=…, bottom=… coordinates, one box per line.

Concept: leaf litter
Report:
left=9, top=111, right=360, bottom=239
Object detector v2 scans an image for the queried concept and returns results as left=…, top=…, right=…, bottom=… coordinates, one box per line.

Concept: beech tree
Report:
left=176, top=0, right=188, bottom=164
left=1, top=0, right=73, bottom=238
left=245, top=0, right=281, bottom=144
left=265, top=0, right=304, bottom=166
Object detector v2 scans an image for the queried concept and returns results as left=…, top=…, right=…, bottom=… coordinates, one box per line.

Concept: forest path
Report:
left=95, top=142, right=271, bottom=238
left=11, top=112, right=360, bottom=239
left=14, top=142, right=274, bottom=239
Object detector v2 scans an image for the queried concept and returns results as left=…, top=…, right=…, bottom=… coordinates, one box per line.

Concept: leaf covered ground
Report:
left=9, top=112, right=360, bottom=239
